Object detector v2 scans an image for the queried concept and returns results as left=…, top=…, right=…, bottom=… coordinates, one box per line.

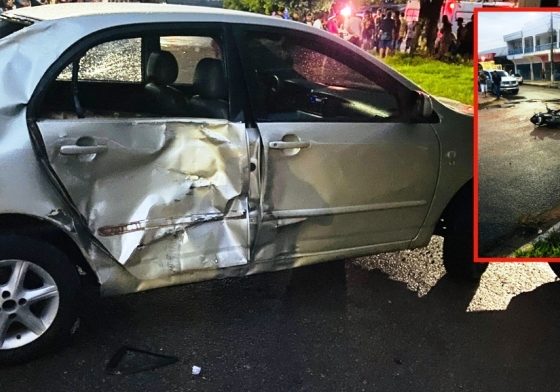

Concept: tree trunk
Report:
left=419, top=0, right=444, bottom=54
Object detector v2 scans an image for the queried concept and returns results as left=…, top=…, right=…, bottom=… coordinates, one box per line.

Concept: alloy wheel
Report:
left=0, top=259, right=60, bottom=350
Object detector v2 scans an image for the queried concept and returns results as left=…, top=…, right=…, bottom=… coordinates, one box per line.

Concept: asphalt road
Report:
left=1, top=237, right=559, bottom=392
left=478, top=84, right=560, bottom=255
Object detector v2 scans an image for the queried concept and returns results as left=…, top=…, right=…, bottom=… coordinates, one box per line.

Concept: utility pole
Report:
left=551, top=12, right=555, bottom=83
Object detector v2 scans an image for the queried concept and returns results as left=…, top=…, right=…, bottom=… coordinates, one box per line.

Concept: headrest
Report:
left=193, top=58, right=227, bottom=100
left=146, top=51, right=178, bottom=85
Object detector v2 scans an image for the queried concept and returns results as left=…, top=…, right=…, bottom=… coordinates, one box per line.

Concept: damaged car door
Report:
left=33, top=30, right=250, bottom=282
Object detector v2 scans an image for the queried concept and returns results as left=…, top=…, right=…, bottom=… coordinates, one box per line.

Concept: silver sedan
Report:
left=0, top=3, right=475, bottom=364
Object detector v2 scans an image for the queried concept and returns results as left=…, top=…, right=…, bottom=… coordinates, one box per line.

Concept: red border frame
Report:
left=474, top=7, right=560, bottom=262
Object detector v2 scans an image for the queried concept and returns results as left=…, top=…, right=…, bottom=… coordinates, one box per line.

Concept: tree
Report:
left=224, top=0, right=334, bottom=15
left=224, top=0, right=273, bottom=13
left=418, top=0, right=444, bottom=54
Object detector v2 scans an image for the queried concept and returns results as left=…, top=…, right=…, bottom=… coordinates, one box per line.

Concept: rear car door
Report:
left=32, top=25, right=250, bottom=282
left=234, top=26, right=440, bottom=263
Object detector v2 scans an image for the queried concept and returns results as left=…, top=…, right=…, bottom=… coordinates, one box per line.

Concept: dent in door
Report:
left=38, top=119, right=249, bottom=280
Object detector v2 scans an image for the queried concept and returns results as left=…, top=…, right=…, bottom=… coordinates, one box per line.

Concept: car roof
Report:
left=5, top=2, right=275, bottom=23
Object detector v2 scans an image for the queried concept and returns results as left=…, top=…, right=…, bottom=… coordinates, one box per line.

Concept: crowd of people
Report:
left=359, top=9, right=413, bottom=57
left=270, top=5, right=472, bottom=60
left=434, top=14, right=473, bottom=60
left=273, top=8, right=414, bottom=58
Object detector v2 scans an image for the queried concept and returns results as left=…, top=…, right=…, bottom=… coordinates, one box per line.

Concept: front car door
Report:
left=234, top=26, right=440, bottom=265
left=33, top=24, right=250, bottom=283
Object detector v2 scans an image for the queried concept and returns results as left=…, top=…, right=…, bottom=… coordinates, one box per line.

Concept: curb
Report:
left=510, top=221, right=560, bottom=257
left=522, top=82, right=560, bottom=88
left=478, top=99, right=497, bottom=108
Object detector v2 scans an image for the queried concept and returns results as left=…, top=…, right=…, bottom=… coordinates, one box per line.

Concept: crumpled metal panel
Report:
left=38, top=118, right=249, bottom=281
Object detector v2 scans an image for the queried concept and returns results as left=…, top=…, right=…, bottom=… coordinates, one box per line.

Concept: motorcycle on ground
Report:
left=530, top=104, right=560, bottom=127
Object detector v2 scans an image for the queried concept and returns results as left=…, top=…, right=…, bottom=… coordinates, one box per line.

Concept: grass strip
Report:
left=380, top=54, right=473, bottom=105
left=514, top=230, right=560, bottom=257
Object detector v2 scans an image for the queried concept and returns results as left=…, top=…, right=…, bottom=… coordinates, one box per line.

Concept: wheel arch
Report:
left=0, top=213, right=99, bottom=290
left=433, top=179, right=473, bottom=237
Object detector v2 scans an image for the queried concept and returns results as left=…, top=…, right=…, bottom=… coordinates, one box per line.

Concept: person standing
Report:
left=405, top=20, right=417, bottom=53
left=435, top=15, right=454, bottom=59
left=313, top=11, right=324, bottom=29
left=441, top=15, right=452, bottom=35
left=397, top=12, right=407, bottom=52
left=378, top=10, right=396, bottom=58
left=492, top=70, right=502, bottom=99
left=326, top=12, right=339, bottom=35
left=372, top=8, right=383, bottom=54
left=478, top=69, right=488, bottom=97
left=456, top=17, right=465, bottom=48
left=361, top=10, right=375, bottom=50
left=345, top=13, right=362, bottom=46
left=461, top=17, right=473, bottom=59
left=392, top=11, right=401, bottom=54
left=305, top=12, right=314, bottom=26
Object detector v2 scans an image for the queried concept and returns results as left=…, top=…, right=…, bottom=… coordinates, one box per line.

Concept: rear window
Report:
left=0, top=17, right=32, bottom=40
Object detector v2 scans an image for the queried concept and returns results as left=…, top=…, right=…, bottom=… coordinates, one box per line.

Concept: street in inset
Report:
left=477, top=11, right=560, bottom=257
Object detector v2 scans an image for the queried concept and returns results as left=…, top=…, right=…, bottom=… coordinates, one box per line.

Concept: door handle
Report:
left=60, top=145, right=108, bottom=155
left=269, top=141, right=310, bottom=149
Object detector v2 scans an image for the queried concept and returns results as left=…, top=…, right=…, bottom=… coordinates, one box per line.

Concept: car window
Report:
left=41, top=30, right=228, bottom=120
left=238, top=30, right=400, bottom=123
left=58, top=38, right=142, bottom=83
left=160, top=36, right=222, bottom=84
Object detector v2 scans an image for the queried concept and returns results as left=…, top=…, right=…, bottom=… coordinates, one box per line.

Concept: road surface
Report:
left=1, top=237, right=559, bottom=392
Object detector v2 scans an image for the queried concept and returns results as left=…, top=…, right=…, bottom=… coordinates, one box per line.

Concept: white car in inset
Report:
left=484, top=70, right=519, bottom=95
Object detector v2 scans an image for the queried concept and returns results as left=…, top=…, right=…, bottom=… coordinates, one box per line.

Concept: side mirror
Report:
left=414, top=91, right=434, bottom=120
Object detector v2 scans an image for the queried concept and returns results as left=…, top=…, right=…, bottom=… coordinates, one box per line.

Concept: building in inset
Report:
left=504, top=14, right=560, bottom=81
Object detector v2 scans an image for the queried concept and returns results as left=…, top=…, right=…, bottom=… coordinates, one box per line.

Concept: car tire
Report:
left=442, top=185, right=487, bottom=281
left=549, top=263, right=560, bottom=278
left=0, top=235, right=80, bottom=365
left=512, top=89, right=519, bottom=95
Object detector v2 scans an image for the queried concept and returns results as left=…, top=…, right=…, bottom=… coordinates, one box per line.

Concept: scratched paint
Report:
left=38, top=119, right=250, bottom=280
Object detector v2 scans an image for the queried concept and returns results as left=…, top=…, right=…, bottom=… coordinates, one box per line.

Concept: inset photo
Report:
left=477, top=10, right=560, bottom=259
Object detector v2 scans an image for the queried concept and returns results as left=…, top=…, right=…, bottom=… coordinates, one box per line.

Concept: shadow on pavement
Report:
left=530, top=127, right=560, bottom=141
left=1, top=261, right=559, bottom=391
